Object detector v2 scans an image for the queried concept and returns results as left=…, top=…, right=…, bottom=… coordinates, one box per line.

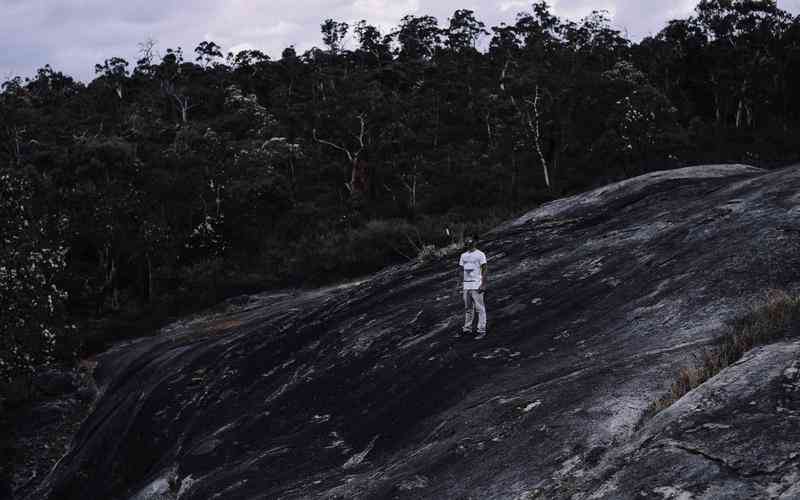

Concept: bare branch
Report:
left=500, top=60, right=511, bottom=93
left=313, top=128, right=355, bottom=164
left=501, top=59, right=518, bottom=107
left=524, top=86, right=551, bottom=189
left=356, top=114, right=366, bottom=151
left=404, top=232, right=422, bottom=253
left=160, top=79, right=196, bottom=122
left=315, top=116, right=369, bottom=194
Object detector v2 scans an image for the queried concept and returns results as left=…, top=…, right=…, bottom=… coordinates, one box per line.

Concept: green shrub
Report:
left=0, top=171, right=72, bottom=402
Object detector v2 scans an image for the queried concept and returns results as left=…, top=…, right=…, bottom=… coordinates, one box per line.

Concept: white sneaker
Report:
left=474, top=331, right=487, bottom=340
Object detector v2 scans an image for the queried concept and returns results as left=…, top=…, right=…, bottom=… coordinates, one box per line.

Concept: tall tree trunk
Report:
left=736, top=98, right=743, bottom=129
left=109, top=253, right=119, bottom=311
left=98, top=244, right=119, bottom=314
left=735, top=80, right=748, bottom=129
left=146, top=252, right=154, bottom=303
left=485, top=111, right=493, bottom=148
left=287, top=154, right=297, bottom=204
left=529, top=86, right=551, bottom=189
left=710, top=74, right=721, bottom=125
left=511, top=153, right=519, bottom=208
left=433, top=95, right=440, bottom=149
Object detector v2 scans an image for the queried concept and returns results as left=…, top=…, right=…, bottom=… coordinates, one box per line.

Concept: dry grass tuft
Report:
left=207, top=319, right=243, bottom=333
left=644, top=289, right=800, bottom=419
left=417, top=242, right=464, bottom=262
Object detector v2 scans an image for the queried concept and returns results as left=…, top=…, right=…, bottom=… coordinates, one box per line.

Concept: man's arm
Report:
left=479, top=263, right=488, bottom=291
left=456, top=254, right=464, bottom=290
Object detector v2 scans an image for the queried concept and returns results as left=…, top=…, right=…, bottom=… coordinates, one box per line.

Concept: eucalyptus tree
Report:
left=321, top=19, right=350, bottom=54
left=445, top=9, right=488, bottom=52
left=195, top=41, right=224, bottom=68
left=694, top=0, right=792, bottom=128
left=0, top=171, right=71, bottom=386
left=354, top=21, right=392, bottom=65
left=394, top=15, right=443, bottom=61
left=94, top=57, right=130, bottom=99
left=492, top=1, right=563, bottom=190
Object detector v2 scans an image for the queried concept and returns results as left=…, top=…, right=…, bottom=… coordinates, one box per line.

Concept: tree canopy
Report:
left=3, top=0, right=800, bottom=390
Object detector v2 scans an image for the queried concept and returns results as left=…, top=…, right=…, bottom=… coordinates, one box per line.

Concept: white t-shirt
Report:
left=459, top=249, right=487, bottom=290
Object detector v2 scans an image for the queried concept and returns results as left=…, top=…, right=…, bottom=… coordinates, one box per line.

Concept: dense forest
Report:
left=2, top=0, right=800, bottom=394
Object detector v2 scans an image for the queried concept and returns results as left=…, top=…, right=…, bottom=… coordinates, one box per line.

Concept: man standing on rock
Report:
left=458, top=235, right=488, bottom=339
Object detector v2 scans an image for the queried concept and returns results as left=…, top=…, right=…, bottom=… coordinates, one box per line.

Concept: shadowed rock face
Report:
left=27, top=164, right=800, bottom=499
left=587, top=339, right=800, bottom=499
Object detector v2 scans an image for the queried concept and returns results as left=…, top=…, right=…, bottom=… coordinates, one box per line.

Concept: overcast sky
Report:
left=3, top=0, right=800, bottom=84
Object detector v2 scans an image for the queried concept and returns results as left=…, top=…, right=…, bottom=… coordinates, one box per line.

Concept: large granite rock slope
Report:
left=26, top=164, right=800, bottom=499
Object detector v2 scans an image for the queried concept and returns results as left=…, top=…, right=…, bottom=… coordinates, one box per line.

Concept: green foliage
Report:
left=0, top=171, right=72, bottom=386
left=394, top=15, right=443, bottom=60
left=354, top=21, right=391, bottom=63
left=195, top=41, right=223, bottom=67
left=321, top=19, right=350, bottom=54
left=445, top=9, right=488, bottom=52
left=2, top=1, right=800, bottom=374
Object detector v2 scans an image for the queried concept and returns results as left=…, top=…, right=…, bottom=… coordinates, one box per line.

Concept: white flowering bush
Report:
left=0, top=172, right=71, bottom=384
left=185, top=213, right=226, bottom=257
left=590, top=61, right=681, bottom=173
left=224, top=85, right=278, bottom=137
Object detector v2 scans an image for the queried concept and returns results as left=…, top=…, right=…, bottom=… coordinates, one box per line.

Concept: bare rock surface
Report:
left=25, top=164, right=800, bottom=499
left=583, top=340, right=800, bottom=499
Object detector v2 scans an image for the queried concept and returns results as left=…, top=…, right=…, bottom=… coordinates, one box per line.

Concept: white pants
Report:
left=463, top=290, right=487, bottom=333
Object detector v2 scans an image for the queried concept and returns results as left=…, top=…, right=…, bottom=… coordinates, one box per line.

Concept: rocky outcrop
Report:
left=25, top=164, right=800, bottom=499
left=584, top=340, right=800, bottom=499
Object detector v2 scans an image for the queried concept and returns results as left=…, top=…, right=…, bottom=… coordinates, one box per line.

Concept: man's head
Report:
left=465, top=234, right=478, bottom=250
